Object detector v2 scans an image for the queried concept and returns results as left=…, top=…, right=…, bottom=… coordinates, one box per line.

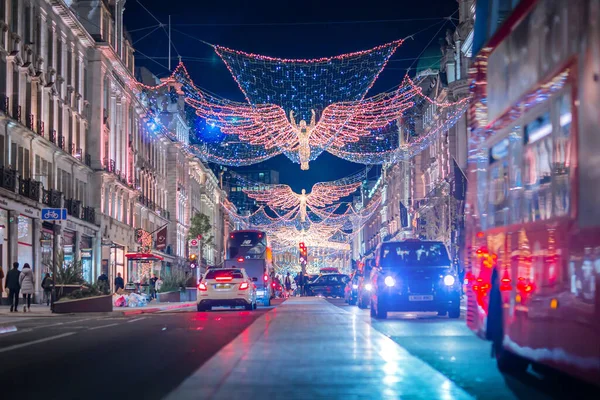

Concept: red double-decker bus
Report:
left=464, top=0, right=600, bottom=385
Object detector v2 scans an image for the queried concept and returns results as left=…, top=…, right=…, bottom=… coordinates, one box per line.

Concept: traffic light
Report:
left=298, top=242, right=308, bottom=267
left=189, top=253, right=198, bottom=269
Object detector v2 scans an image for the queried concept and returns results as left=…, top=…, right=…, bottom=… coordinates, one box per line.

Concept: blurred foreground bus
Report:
left=464, top=0, right=600, bottom=386
left=225, top=230, right=273, bottom=306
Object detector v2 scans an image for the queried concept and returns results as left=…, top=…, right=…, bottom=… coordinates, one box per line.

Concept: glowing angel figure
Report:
left=185, top=77, right=419, bottom=169
left=289, top=110, right=317, bottom=170
left=243, top=181, right=361, bottom=222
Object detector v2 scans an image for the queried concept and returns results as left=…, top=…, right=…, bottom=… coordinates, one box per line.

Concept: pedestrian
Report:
left=156, top=276, right=163, bottom=293
left=41, top=272, right=53, bottom=306
left=297, top=272, right=304, bottom=296
left=114, top=272, right=124, bottom=292
left=19, top=263, right=34, bottom=312
left=0, top=264, right=4, bottom=294
left=284, top=272, right=292, bottom=298
left=6, top=262, right=20, bottom=312
left=150, top=273, right=158, bottom=299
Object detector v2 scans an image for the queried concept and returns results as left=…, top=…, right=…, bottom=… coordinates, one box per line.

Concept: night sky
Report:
left=125, top=0, right=457, bottom=192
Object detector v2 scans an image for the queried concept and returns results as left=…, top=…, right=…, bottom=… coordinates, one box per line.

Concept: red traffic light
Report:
left=237, top=257, right=244, bottom=262
left=299, top=242, right=305, bottom=248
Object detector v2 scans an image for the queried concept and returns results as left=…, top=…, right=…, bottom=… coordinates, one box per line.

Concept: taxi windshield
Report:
left=380, top=242, right=450, bottom=268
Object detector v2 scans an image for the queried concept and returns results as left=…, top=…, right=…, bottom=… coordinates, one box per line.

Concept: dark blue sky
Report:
left=125, top=0, right=456, bottom=191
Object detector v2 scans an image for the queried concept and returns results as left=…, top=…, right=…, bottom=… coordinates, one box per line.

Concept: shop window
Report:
left=476, top=155, right=488, bottom=231
left=17, top=215, right=33, bottom=270
left=553, top=91, right=572, bottom=217
left=523, top=112, right=553, bottom=222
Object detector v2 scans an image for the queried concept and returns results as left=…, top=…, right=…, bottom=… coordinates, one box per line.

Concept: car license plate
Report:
left=215, top=284, right=231, bottom=289
left=409, top=295, right=433, bottom=301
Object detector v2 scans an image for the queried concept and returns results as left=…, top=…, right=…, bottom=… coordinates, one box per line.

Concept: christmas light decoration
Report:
left=214, top=40, right=403, bottom=121
left=243, top=181, right=361, bottom=222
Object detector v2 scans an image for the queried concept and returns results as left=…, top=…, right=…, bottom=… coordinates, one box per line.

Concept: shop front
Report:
left=40, top=222, right=54, bottom=274
left=80, top=235, right=93, bottom=283
left=61, top=229, right=75, bottom=266
left=17, top=215, right=33, bottom=269
left=0, top=208, right=7, bottom=300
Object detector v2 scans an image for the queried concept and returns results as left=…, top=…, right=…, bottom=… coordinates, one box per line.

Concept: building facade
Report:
left=0, top=0, right=101, bottom=302
left=0, top=0, right=231, bottom=298
left=353, top=0, right=474, bottom=263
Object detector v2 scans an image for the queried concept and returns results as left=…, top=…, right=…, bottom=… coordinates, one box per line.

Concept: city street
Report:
left=1, top=298, right=598, bottom=399
left=0, top=306, right=271, bottom=400
left=328, top=299, right=598, bottom=400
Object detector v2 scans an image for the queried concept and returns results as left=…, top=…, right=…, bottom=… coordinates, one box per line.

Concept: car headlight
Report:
left=443, top=275, right=455, bottom=286
left=384, top=276, right=395, bottom=287
left=352, top=284, right=358, bottom=289
left=364, top=283, right=373, bottom=291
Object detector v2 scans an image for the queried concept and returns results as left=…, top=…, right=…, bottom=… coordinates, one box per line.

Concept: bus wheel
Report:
left=488, top=269, right=528, bottom=374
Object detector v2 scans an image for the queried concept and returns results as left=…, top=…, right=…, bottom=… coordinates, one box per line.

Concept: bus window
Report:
left=509, top=128, right=524, bottom=224
left=523, top=111, right=553, bottom=223
left=553, top=91, right=572, bottom=217
left=476, top=155, right=488, bottom=231
left=488, top=138, right=510, bottom=228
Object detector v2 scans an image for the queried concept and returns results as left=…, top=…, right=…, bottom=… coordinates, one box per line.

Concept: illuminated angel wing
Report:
left=186, top=94, right=295, bottom=150
left=311, top=76, right=419, bottom=148
left=243, top=184, right=301, bottom=209
left=306, top=181, right=361, bottom=208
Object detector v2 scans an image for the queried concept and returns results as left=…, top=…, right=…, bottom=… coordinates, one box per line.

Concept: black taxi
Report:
left=370, top=239, right=461, bottom=319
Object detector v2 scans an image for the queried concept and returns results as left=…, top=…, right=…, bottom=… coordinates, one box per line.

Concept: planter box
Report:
left=157, top=291, right=181, bottom=303
left=55, top=284, right=83, bottom=301
left=54, top=295, right=113, bottom=313
left=180, top=288, right=197, bottom=302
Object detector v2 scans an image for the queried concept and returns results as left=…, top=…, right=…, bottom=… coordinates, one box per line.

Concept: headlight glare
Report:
left=352, top=284, right=358, bottom=289
left=364, top=283, right=373, bottom=291
left=384, top=276, right=395, bottom=287
left=443, top=275, right=455, bottom=286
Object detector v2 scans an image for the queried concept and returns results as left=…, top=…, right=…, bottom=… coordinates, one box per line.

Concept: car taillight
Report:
left=263, top=275, right=268, bottom=282
left=239, top=282, right=249, bottom=290
left=198, top=282, right=207, bottom=291
left=215, top=276, right=233, bottom=282
left=272, top=282, right=276, bottom=287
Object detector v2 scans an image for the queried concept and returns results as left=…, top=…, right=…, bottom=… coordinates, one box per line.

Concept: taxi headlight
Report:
left=443, top=275, right=456, bottom=286
left=384, top=276, right=396, bottom=287
left=364, top=283, right=373, bottom=291
left=352, top=284, right=358, bottom=289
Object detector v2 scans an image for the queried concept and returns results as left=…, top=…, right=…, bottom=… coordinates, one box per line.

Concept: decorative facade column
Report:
left=33, top=218, right=42, bottom=303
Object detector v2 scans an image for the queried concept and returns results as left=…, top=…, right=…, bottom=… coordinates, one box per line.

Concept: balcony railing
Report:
left=37, top=120, right=44, bottom=137
left=64, top=198, right=81, bottom=217
left=42, top=189, right=62, bottom=208
left=26, top=114, right=34, bottom=130
left=58, top=134, right=65, bottom=151
left=1, top=96, right=8, bottom=114
left=18, top=177, right=41, bottom=202
left=0, top=167, right=17, bottom=192
left=50, top=130, right=56, bottom=145
left=81, top=206, right=96, bottom=224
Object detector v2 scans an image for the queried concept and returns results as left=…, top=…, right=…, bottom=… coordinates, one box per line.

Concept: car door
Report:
left=310, top=276, right=327, bottom=295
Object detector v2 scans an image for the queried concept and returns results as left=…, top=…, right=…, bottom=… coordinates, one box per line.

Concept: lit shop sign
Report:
left=486, top=0, right=585, bottom=122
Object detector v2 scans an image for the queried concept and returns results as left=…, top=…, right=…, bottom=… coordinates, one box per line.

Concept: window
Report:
left=523, top=111, right=553, bottom=222
left=553, top=92, right=572, bottom=217
left=488, top=138, right=509, bottom=228
left=56, top=38, right=62, bottom=78
left=47, top=26, right=53, bottom=69
left=0, top=134, right=4, bottom=166
left=10, top=0, right=18, bottom=32
left=508, top=128, right=524, bottom=224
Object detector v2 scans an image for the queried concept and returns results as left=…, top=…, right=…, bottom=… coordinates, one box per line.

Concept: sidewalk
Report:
left=166, top=297, right=474, bottom=400
left=0, top=301, right=195, bottom=317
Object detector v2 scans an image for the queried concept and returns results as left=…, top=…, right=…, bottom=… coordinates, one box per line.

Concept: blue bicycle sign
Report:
left=41, top=208, right=67, bottom=221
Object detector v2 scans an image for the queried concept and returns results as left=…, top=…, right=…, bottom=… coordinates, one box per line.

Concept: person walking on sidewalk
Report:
left=6, top=262, right=20, bottom=312
left=41, top=273, right=53, bottom=306
left=284, top=272, right=292, bottom=298
left=150, top=273, right=158, bottom=299
left=19, top=263, right=34, bottom=312
left=114, top=272, right=124, bottom=292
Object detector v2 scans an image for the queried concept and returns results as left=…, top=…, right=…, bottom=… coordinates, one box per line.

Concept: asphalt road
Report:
left=0, top=305, right=271, bottom=400
left=328, top=298, right=599, bottom=400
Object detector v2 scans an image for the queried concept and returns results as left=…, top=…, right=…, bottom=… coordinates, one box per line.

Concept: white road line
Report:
left=63, top=318, right=98, bottom=325
left=127, top=317, right=147, bottom=323
left=0, top=328, right=33, bottom=337
left=0, top=332, right=76, bottom=353
left=88, top=323, right=120, bottom=330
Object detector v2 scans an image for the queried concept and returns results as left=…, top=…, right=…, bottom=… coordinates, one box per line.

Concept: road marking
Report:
left=0, top=328, right=33, bottom=337
left=0, top=332, right=76, bottom=353
left=127, top=317, right=147, bottom=323
left=88, top=323, right=120, bottom=331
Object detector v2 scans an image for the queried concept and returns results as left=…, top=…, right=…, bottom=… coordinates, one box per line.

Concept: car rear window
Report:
left=205, top=269, right=243, bottom=279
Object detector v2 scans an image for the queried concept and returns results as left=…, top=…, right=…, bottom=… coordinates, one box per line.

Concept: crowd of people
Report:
left=271, top=271, right=312, bottom=298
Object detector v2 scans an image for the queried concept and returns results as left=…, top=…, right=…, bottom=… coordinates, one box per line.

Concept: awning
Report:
left=125, top=253, right=164, bottom=261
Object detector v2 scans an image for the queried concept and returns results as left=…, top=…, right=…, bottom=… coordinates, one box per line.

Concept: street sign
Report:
left=189, top=239, right=198, bottom=247
left=41, top=208, right=67, bottom=221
